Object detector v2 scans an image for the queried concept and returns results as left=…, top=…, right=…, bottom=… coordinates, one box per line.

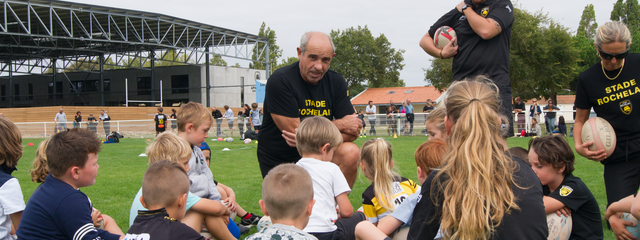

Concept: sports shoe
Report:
left=240, top=213, right=262, bottom=226
left=237, top=223, right=250, bottom=234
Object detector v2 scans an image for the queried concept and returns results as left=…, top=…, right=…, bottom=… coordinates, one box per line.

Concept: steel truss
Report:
left=0, top=0, right=269, bottom=107
left=0, top=0, right=269, bottom=74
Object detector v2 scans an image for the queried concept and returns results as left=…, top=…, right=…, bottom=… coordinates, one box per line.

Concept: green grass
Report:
left=13, top=136, right=614, bottom=239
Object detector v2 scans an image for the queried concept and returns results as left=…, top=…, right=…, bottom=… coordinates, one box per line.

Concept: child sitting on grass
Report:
left=355, top=139, right=447, bottom=240
left=529, top=135, right=603, bottom=239
left=126, top=160, right=205, bottom=240
left=129, top=132, right=238, bottom=239
left=246, top=164, right=317, bottom=240
left=177, top=102, right=242, bottom=239
left=360, top=138, right=419, bottom=224
left=295, top=116, right=366, bottom=240
left=17, top=129, right=125, bottom=240
left=30, top=138, right=118, bottom=231
left=0, top=117, right=25, bottom=239
left=199, top=142, right=262, bottom=228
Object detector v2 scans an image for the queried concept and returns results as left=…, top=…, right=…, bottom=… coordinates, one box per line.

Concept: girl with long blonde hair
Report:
left=408, top=77, right=547, bottom=240
left=360, top=138, right=419, bottom=225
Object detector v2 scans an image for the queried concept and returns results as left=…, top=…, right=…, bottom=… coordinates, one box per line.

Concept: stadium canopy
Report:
left=0, top=0, right=269, bottom=106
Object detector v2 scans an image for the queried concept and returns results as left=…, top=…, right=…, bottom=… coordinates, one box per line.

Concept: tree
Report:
left=577, top=4, right=598, bottom=39
left=231, top=63, right=241, bottom=68
left=423, top=58, right=452, bottom=91
left=330, top=26, right=405, bottom=96
left=209, top=55, right=227, bottom=66
left=424, top=7, right=579, bottom=103
left=274, top=56, right=298, bottom=71
left=611, top=0, right=640, bottom=33
left=249, top=22, right=282, bottom=75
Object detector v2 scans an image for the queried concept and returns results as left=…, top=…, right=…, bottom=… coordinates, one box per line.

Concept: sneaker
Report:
left=237, top=223, right=250, bottom=234
left=240, top=213, right=262, bottom=226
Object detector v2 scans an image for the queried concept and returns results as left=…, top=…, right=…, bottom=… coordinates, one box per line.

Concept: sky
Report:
left=73, top=0, right=617, bottom=87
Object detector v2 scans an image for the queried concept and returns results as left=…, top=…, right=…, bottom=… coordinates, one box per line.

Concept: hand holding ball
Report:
left=434, top=26, right=457, bottom=49
left=581, top=117, right=616, bottom=158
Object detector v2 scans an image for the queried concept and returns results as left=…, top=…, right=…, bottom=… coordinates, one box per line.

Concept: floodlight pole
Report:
left=160, top=80, right=163, bottom=106
left=206, top=47, right=210, bottom=107
left=125, top=78, right=128, bottom=107
left=52, top=59, right=57, bottom=106
left=8, top=60, right=13, bottom=108
left=100, top=55, right=105, bottom=106
left=150, top=51, right=156, bottom=102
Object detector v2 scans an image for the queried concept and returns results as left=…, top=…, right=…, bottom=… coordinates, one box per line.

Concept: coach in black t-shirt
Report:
left=257, top=32, right=362, bottom=187
left=574, top=21, right=640, bottom=225
left=419, top=0, right=515, bottom=137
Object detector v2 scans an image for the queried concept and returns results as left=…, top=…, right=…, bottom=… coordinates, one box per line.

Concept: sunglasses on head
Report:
left=598, top=47, right=629, bottom=60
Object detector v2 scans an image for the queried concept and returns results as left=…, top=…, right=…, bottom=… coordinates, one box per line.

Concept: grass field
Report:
left=13, top=136, right=615, bottom=239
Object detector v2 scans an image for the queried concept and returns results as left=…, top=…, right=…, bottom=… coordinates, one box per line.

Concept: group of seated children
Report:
left=0, top=94, right=617, bottom=240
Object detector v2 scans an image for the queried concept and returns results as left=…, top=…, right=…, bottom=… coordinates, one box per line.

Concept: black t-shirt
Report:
left=87, top=117, right=96, bottom=122
left=423, top=105, right=434, bottom=112
left=75, top=115, right=82, bottom=122
left=257, top=61, right=354, bottom=166
left=127, top=208, right=204, bottom=240
left=428, top=0, right=514, bottom=82
left=514, top=101, right=525, bottom=112
left=543, top=105, right=560, bottom=119
left=543, top=174, right=603, bottom=240
left=575, top=53, right=640, bottom=142
left=211, top=110, right=222, bottom=119
left=408, top=157, right=548, bottom=240
left=155, top=113, right=167, bottom=130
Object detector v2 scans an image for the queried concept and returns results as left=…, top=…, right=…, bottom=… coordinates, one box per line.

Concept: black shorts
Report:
left=310, top=212, right=366, bottom=240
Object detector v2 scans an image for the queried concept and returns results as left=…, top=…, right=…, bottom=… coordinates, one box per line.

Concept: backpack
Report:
left=107, top=131, right=123, bottom=143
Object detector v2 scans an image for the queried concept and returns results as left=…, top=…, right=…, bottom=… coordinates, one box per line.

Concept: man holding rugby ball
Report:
left=419, top=0, right=515, bottom=137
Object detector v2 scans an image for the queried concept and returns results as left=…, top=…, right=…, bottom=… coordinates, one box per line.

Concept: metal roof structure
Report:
left=0, top=0, right=269, bottom=106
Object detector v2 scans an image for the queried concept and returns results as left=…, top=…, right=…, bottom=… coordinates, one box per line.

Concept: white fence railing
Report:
left=11, top=110, right=580, bottom=138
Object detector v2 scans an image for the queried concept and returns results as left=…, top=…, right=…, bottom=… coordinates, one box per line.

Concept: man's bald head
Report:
left=300, top=32, right=336, bottom=55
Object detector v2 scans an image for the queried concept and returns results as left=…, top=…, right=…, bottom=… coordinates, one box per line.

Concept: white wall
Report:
left=204, top=66, right=266, bottom=108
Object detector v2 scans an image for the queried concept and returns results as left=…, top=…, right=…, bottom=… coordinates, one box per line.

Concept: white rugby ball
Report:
left=243, top=138, right=252, bottom=144
left=547, top=213, right=572, bottom=240
left=256, top=216, right=272, bottom=232
left=621, top=213, right=640, bottom=238
left=225, top=137, right=234, bottom=142
left=434, top=26, right=457, bottom=49
left=581, top=117, right=616, bottom=157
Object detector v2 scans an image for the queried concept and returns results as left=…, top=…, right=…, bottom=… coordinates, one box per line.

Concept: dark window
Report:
left=71, top=81, right=84, bottom=92
left=404, top=90, right=414, bottom=93
left=86, top=81, right=98, bottom=92
left=14, top=84, right=19, bottom=100
left=49, top=82, right=63, bottom=99
left=387, top=91, right=396, bottom=94
left=104, top=80, right=110, bottom=91
left=171, top=75, right=189, bottom=94
left=137, top=77, right=151, bottom=95
left=28, top=83, right=33, bottom=100
left=1, top=85, right=5, bottom=101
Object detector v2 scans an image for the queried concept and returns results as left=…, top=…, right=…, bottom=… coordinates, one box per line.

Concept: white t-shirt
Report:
left=0, top=178, right=25, bottom=240
left=296, top=158, right=351, bottom=233
left=54, top=112, right=67, bottom=122
left=366, top=105, right=377, bottom=120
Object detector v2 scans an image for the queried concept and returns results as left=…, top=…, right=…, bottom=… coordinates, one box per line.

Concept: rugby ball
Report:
left=547, top=213, right=572, bottom=240
left=621, top=213, right=640, bottom=238
left=225, top=137, right=234, bottom=142
left=434, top=26, right=457, bottom=49
left=243, top=138, right=252, bottom=144
left=581, top=117, right=616, bottom=157
left=256, top=216, right=272, bottom=232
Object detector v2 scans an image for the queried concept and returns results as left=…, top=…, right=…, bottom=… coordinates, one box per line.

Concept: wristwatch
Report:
left=461, top=4, right=470, bottom=13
